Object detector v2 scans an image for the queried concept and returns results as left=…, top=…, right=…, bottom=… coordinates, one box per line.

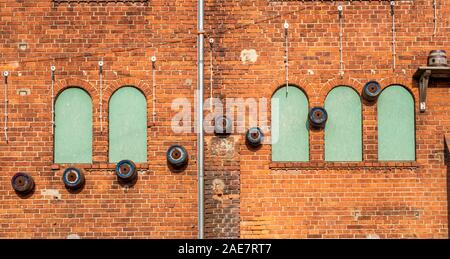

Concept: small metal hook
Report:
left=3, top=71, right=8, bottom=84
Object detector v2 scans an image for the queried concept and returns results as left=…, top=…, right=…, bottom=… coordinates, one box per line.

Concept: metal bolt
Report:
left=209, top=38, right=214, bottom=44
left=283, top=21, right=289, bottom=29
left=51, top=66, right=56, bottom=72
left=3, top=71, right=9, bottom=77
left=338, top=5, right=343, bottom=11
left=98, top=60, right=104, bottom=66
left=151, top=56, right=157, bottom=62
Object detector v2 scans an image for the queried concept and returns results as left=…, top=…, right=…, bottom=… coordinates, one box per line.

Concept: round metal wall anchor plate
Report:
left=362, top=81, right=382, bottom=102
left=11, top=172, right=35, bottom=194
left=246, top=127, right=264, bottom=147
left=115, top=160, right=137, bottom=182
left=214, top=116, right=232, bottom=135
left=62, top=167, right=85, bottom=190
left=309, top=107, right=328, bottom=128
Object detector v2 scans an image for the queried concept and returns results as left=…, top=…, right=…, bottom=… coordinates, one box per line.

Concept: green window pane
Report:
left=54, top=88, right=92, bottom=163
left=271, top=86, right=309, bottom=162
left=109, top=86, right=147, bottom=163
left=378, top=85, right=415, bottom=161
left=324, top=86, right=362, bottom=161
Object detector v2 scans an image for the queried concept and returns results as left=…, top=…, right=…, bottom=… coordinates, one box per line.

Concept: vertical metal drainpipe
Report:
left=197, top=0, right=205, bottom=239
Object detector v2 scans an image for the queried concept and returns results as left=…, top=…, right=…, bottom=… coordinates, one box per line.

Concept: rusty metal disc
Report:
left=362, top=81, right=381, bottom=102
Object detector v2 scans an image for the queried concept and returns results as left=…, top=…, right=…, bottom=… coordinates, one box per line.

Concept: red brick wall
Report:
left=0, top=0, right=449, bottom=238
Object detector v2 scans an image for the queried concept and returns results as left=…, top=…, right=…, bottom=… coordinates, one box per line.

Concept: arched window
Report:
left=109, top=86, right=147, bottom=163
left=54, top=87, right=92, bottom=163
left=271, top=86, right=309, bottom=161
left=378, top=85, right=415, bottom=161
left=324, top=86, right=362, bottom=161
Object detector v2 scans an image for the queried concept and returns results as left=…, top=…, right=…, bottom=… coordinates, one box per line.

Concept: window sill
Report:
left=51, top=163, right=149, bottom=171
left=269, top=161, right=419, bottom=170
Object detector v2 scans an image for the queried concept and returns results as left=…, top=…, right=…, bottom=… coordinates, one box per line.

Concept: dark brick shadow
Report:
left=245, top=140, right=263, bottom=152
left=16, top=187, right=35, bottom=199
left=362, top=98, right=377, bottom=107
left=65, top=184, right=85, bottom=194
